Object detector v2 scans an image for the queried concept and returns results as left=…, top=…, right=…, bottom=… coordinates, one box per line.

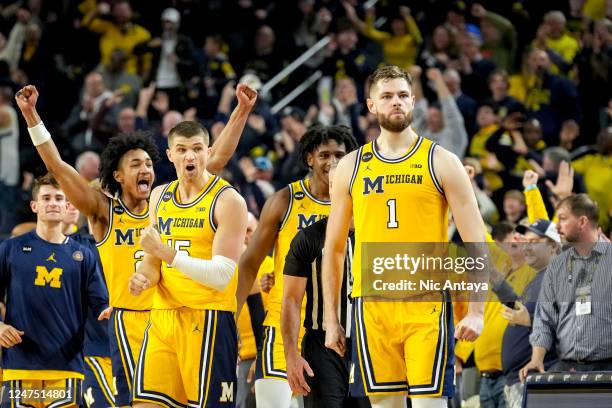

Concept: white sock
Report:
left=369, top=395, right=407, bottom=408
left=411, top=397, right=448, bottom=408
left=255, top=378, right=293, bottom=408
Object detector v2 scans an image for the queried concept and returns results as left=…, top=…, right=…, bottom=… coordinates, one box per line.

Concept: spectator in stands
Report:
left=0, top=8, right=29, bottom=71
left=534, top=11, right=580, bottom=76
left=486, top=114, right=543, bottom=192
left=82, top=0, right=152, bottom=78
left=443, top=68, right=477, bottom=135
left=97, top=48, right=141, bottom=108
left=199, top=34, right=237, bottom=116
left=503, top=190, right=527, bottom=224
left=488, top=70, right=524, bottom=120
left=522, top=49, right=581, bottom=144
left=235, top=155, right=276, bottom=216
left=343, top=2, right=423, bottom=69
left=558, top=119, right=580, bottom=151
left=501, top=219, right=560, bottom=408
left=320, top=19, right=369, bottom=97
left=317, top=77, right=364, bottom=144
left=575, top=18, right=611, bottom=140
left=420, top=24, right=457, bottom=70
left=17, top=19, right=43, bottom=84
left=453, top=29, right=497, bottom=102
left=62, top=71, right=117, bottom=153
left=0, top=87, right=19, bottom=235
left=522, top=119, right=547, bottom=157
left=472, top=3, right=517, bottom=73
left=445, top=1, right=468, bottom=35
left=521, top=194, right=612, bottom=379
left=134, top=8, right=199, bottom=110
left=572, top=127, right=612, bottom=231
left=291, top=1, right=332, bottom=59
left=273, top=106, right=308, bottom=187
left=116, top=106, right=139, bottom=133
left=75, top=151, right=100, bottom=182
left=469, top=100, right=500, bottom=160
left=411, top=66, right=468, bottom=158
left=243, top=25, right=283, bottom=83
left=468, top=101, right=505, bottom=195
left=152, top=110, right=182, bottom=187
left=464, top=158, right=499, bottom=225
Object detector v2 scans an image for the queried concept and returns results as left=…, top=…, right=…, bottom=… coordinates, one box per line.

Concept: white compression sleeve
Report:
left=171, top=253, right=236, bottom=291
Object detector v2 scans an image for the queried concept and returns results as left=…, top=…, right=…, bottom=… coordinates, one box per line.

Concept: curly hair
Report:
left=99, top=132, right=161, bottom=196
left=299, top=124, right=358, bottom=166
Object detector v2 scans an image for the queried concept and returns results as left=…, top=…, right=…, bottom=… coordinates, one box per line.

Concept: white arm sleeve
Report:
left=170, top=253, right=237, bottom=291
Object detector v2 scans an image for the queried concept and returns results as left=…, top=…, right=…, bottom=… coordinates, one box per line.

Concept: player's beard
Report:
left=377, top=110, right=413, bottom=133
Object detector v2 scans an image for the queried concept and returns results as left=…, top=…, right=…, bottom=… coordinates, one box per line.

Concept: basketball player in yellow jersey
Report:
left=15, top=84, right=257, bottom=407
left=322, top=66, right=487, bottom=408
left=127, top=121, right=247, bottom=407
left=236, top=125, right=358, bottom=408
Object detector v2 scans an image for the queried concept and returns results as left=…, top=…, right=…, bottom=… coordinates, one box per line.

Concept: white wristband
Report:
left=28, top=122, right=52, bottom=146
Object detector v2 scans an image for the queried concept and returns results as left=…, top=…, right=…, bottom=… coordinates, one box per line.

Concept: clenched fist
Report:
left=15, top=85, right=39, bottom=113
left=139, top=226, right=162, bottom=254
left=236, top=83, right=258, bottom=112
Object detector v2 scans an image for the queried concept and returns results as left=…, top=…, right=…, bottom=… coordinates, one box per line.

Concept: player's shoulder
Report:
left=339, top=149, right=360, bottom=168
left=0, top=233, right=25, bottom=253
left=268, top=184, right=292, bottom=208
left=149, top=182, right=172, bottom=212
left=431, top=142, right=463, bottom=175
left=215, top=183, right=247, bottom=210
left=151, top=183, right=171, bottom=201
left=65, top=236, right=96, bottom=260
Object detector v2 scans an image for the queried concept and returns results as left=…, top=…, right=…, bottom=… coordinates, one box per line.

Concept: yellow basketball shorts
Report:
left=254, top=326, right=305, bottom=382
left=109, top=308, right=150, bottom=406
left=133, top=308, right=238, bottom=407
left=83, top=356, right=115, bottom=408
left=349, top=296, right=455, bottom=398
left=1, top=378, right=82, bottom=408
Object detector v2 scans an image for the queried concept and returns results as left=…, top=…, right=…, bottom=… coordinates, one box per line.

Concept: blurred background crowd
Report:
left=0, top=0, right=610, bottom=237
left=0, top=1, right=610, bottom=407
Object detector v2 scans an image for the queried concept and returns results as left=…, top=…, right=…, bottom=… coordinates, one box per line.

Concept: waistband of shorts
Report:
left=112, top=307, right=151, bottom=312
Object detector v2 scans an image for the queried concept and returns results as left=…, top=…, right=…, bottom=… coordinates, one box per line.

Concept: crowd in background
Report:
left=0, top=0, right=609, bottom=236
left=0, top=1, right=610, bottom=408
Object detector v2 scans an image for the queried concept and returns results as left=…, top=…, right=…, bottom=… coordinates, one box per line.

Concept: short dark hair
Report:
left=32, top=173, right=60, bottom=200
left=491, top=221, right=516, bottom=242
left=543, top=146, right=571, bottom=166
left=558, top=194, right=599, bottom=226
left=99, top=132, right=160, bottom=196
left=299, top=125, right=358, bottom=166
left=168, top=121, right=210, bottom=146
left=368, top=65, right=413, bottom=95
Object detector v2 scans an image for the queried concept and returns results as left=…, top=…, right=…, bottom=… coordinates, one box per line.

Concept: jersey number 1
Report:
left=387, top=199, right=398, bottom=228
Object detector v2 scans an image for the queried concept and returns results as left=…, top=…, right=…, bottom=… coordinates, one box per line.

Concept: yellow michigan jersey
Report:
left=348, top=136, right=455, bottom=398
left=153, top=175, right=236, bottom=311
left=96, top=197, right=152, bottom=310
left=263, top=178, right=330, bottom=328
left=350, top=136, right=449, bottom=298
